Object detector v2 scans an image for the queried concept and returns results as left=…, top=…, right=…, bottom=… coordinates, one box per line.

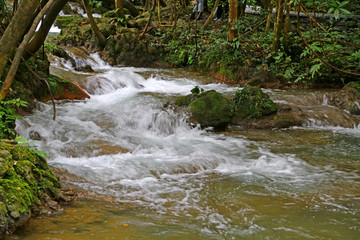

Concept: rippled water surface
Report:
left=9, top=52, right=360, bottom=239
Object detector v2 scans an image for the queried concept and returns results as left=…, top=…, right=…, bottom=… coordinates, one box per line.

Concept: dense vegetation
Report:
left=161, top=0, right=360, bottom=85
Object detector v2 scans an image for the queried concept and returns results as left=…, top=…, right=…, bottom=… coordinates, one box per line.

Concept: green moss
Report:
left=103, top=10, right=118, bottom=18
left=0, top=140, right=60, bottom=233
left=188, top=90, right=234, bottom=129
left=55, top=16, right=84, bottom=29
left=174, top=94, right=201, bottom=107
left=233, top=86, right=277, bottom=120
left=345, top=81, right=360, bottom=97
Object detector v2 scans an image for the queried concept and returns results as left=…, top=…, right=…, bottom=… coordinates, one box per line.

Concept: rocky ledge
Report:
left=0, top=139, right=75, bottom=235
left=172, top=83, right=360, bottom=130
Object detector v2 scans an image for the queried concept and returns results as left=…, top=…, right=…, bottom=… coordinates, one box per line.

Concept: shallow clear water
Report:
left=10, top=53, right=360, bottom=239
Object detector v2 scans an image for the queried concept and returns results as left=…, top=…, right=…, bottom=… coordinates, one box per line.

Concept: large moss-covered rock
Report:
left=326, top=81, right=360, bottom=115
left=187, top=90, right=234, bottom=129
left=0, top=140, right=60, bottom=235
left=233, top=86, right=277, bottom=120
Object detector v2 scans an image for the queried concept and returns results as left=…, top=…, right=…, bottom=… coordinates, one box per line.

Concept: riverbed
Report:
left=8, top=51, right=360, bottom=239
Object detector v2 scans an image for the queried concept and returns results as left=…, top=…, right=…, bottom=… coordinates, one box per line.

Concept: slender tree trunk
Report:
left=24, top=0, right=69, bottom=60
left=201, top=0, right=220, bottom=30
left=124, top=0, right=139, bottom=17
left=82, top=0, right=107, bottom=47
left=115, top=0, right=125, bottom=18
left=271, top=0, right=284, bottom=51
left=265, top=0, right=274, bottom=35
left=0, top=0, right=56, bottom=100
left=0, top=0, right=39, bottom=79
left=12, top=0, right=18, bottom=13
left=239, top=0, right=247, bottom=16
left=283, top=0, right=290, bottom=45
left=228, top=0, right=238, bottom=42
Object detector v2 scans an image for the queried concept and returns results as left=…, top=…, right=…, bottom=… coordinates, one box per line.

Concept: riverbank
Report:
left=52, top=1, right=360, bottom=88
left=0, top=139, right=76, bottom=235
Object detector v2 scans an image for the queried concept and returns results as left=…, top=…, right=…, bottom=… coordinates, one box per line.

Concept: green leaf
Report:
left=339, top=1, right=349, bottom=7
left=340, top=8, right=352, bottom=15
left=310, top=63, right=322, bottom=78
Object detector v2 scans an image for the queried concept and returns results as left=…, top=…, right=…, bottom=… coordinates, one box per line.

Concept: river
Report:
left=8, top=50, right=360, bottom=239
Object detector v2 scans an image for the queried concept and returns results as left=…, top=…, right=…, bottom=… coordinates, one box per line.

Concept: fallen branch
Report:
left=238, top=18, right=267, bottom=38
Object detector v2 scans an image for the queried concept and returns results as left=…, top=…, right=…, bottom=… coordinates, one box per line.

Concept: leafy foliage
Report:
left=159, top=0, right=359, bottom=85
left=0, top=98, right=27, bottom=139
left=15, top=136, right=47, bottom=158
left=90, top=0, right=102, bottom=9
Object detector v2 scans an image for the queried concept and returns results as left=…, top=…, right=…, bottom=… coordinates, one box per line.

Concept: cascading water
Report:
left=12, top=51, right=360, bottom=239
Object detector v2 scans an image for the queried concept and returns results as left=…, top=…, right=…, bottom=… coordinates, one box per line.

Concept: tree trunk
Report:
left=82, top=0, right=107, bottom=47
left=271, top=0, right=284, bottom=51
left=228, top=0, right=238, bottom=42
left=201, top=0, right=220, bottom=30
left=12, top=0, right=18, bottom=13
left=0, top=0, right=39, bottom=79
left=115, top=0, right=125, bottom=18
left=283, top=0, right=290, bottom=45
left=124, top=0, right=139, bottom=17
left=265, top=0, right=274, bottom=35
left=239, top=0, right=247, bottom=16
left=24, top=0, right=69, bottom=60
left=0, top=0, right=56, bottom=100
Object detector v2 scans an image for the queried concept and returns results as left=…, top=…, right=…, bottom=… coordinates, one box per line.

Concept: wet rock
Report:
left=29, top=131, right=43, bottom=141
left=60, top=140, right=129, bottom=158
left=326, top=81, right=360, bottom=115
left=247, top=66, right=286, bottom=89
left=75, top=64, right=94, bottom=72
left=235, top=103, right=304, bottom=129
left=187, top=90, right=234, bottom=129
left=55, top=186, right=77, bottom=203
left=52, top=168, right=86, bottom=183
left=35, top=75, right=90, bottom=102
left=0, top=140, right=61, bottom=235
left=233, top=86, right=277, bottom=121
left=50, top=45, right=76, bottom=67
left=174, top=93, right=202, bottom=107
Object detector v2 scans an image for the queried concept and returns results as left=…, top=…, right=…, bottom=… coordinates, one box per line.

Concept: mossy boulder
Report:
left=174, top=94, right=201, bottom=107
left=48, top=45, right=76, bottom=67
left=233, top=86, right=277, bottom=120
left=186, top=90, right=234, bottom=129
left=103, top=10, right=118, bottom=18
left=0, top=139, right=61, bottom=235
left=55, top=16, right=84, bottom=29
left=326, top=81, right=360, bottom=115
left=345, top=81, right=360, bottom=95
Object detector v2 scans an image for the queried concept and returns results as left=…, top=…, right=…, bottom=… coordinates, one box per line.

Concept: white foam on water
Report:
left=16, top=56, right=360, bottom=237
